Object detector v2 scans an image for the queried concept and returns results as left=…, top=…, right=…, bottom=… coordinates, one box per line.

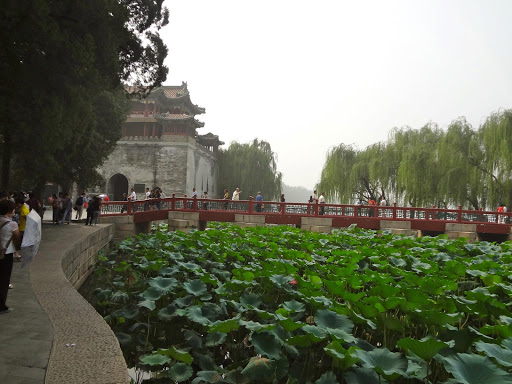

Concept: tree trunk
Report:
left=1, top=130, right=12, bottom=190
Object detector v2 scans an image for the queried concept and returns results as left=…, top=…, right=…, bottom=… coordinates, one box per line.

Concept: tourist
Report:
left=86, top=196, right=101, bottom=225
left=223, top=189, right=229, bottom=210
left=498, top=203, right=508, bottom=224
left=192, top=188, right=198, bottom=198
left=154, top=188, right=161, bottom=210
left=15, top=196, right=30, bottom=236
left=60, top=193, right=72, bottom=224
left=308, top=195, right=314, bottom=214
left=313, top=190, right=318, bottom=203
left=144, top=187, right=150, bottom=211
left=26, top=193, right=41, bottom=215
left=232, top=188, right=241, bottom=201
left=318, top=192, right=326, bottom=215
left=202, top=191, right=208, bottom=210
left=75, top=193, right=85, bottom=220
left=51, top=194, right=59, bottom=224
left=380, top=196, right=387, bottom=217
left=368, top=197, right=376, bottom=217
left=280, top=194, right=285, bottom=203
left=120, top=193, right=128, bottom=213
left=255, top=191, right=263, bottom=212
left=0, top=199, right=22, bottom=315
left=83, top=193, right=89, bottom=211
left=128, top=188, right=137, bottom=212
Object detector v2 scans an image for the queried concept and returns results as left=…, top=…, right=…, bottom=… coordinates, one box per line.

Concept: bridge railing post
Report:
left=393, top=203, right=396, bottom=219
left=248, top=197, right=254, bottom=214
left=457, top=205, right=462, bottom=223
left=193, top=196, right=198, bottom=212
left=171, top=194, right=176, bottom=211
left=280, top=202, right=285, bottom=215
left=314, top=202, right=319, bottom=216
left=127, top=199, right=132, bottom=214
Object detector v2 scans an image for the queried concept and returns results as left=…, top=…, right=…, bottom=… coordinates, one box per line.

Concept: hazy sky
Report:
left=161, top=0, right=512, bottom=190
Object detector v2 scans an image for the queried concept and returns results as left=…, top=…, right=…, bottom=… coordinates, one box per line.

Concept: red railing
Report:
left=99, top=196, right=512, bottom=225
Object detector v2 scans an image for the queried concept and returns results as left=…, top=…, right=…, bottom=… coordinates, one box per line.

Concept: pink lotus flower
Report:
left=290, top=279, right=298, bottom=286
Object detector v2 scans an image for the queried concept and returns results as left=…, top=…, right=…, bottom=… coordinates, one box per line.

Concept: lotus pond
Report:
left=89, top=223, right=512, bottom=383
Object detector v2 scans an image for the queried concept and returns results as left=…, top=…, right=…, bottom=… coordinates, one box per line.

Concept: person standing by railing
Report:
left=128, top=188, right=136, bottom=212
left=255, top=192, right=263, bottom=212
left=319, top=192, right=325, bottom=215
left=202, top=191, right=208, bottom=210
left=223, top=189, right=229, bottom=210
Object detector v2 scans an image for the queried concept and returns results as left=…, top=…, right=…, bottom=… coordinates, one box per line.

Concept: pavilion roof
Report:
left=155, top=113, right=205, bottom=128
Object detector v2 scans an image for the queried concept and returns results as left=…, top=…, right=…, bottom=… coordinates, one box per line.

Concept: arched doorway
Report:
left=108, top=174, right=129, bottom=201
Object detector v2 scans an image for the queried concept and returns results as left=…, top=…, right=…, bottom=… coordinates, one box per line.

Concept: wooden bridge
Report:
left=99, top=196, right=512, bottom=242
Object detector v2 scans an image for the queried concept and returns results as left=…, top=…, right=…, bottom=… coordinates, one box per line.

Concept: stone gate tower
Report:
left=98, top=82, right=223, bottom=200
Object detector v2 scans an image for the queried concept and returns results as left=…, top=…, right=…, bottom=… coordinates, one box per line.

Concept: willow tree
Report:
left=479, top=110, right=512, bottom=208
left=218, top=139, right=283, bottom=200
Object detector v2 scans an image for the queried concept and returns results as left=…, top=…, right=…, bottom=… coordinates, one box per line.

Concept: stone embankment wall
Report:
left=31, top=224, right=129, bottom=383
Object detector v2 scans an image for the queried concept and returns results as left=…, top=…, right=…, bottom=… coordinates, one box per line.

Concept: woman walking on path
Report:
left=0, top=199, right=22, bottom=314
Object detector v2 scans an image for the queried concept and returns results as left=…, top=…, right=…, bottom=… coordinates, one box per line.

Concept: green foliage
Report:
left=0, top=0, right=169, bottom=189
left=90, top=223, right=512, bottom=383
left=218, top=139, right=283, bottom=200
left=318, top=111, right=512, bottom=209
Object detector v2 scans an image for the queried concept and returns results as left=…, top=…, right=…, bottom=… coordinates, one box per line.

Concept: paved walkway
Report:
left=0, top=222, right=126, bottom=384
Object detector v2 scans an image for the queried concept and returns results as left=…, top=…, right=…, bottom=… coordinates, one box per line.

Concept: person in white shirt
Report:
left=318, top=192, right=325, bottom=215
left=0, top=199, right=22, bottom=314
left=128, top=188, right=137, bottom=212
left=232, top=188, right=241, bottom=201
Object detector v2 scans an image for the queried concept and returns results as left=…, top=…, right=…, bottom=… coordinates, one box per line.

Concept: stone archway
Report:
left=107, top=174, right=129, bottom=201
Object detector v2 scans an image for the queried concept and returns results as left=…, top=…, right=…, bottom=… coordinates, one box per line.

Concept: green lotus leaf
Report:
left=190, top=370, right=223, bottom=384
left=184, top=329, right=203, bottom=349
left=474, top=341, right=512, bottom=367
left=139, top=353, right=171, bottom=366
left=115, top=332, right=132, bottom=346
left=327, top=328, right=357, bottom=343
left=149, top=276, right=178, bottom=291
left=251, top=331, right=282, bottom=359
left=345, top=367, right=387, bottom=384
left=184, top=279, right=208, bottom=296
left=209, top=317, right=239, bottom=333
left=96, top=288, right=112, bottom=301
left=159, top=266, right=180, bottom=276
left=223, top=368, right=252, bottom=384
left=302, top=325, right=328, bottom=339
left=240, top=293, right=262, bottom=308
left=355, top=348, right=407, bottom=377
left=240, top=319, right=276, bottom=332
left=157, top=346, right=193, bottom=364
left=389, top=256, right=407, bottom=267
left=173, top=295, right=195, bottom=308
left=315, top=309, right=354, bottom=333
left=138, top=299, right=156, bottom=311
left=206, top=332, right=227, bottom=347
left=282, top=299, right=306, bottom=312
left=142, top=286, right=165, bottom=301
left=181, top=262, right=201, bottom=271
left=442, top=353, right=512, bottom=383
left=167, top=362, right=193, bottom=382
left=315, top=371, right=338, bottom=384
left=241, top=356, right=276, bottom=382
left=111, top=306, right=139, bottom=320
left=279, top=318, right=305, bottom=332
left=110, top=291, right=129, bottom=303
left=502, top=337, right=512, bottom=350
left=186, top=306, right=212, bottom=326
left=270, top=274, right=294, bottom=287
left=310, top=296, right=333, bottom=307
left=324, top=341, right=360, bottom=371
left=158, top=304, right=177, bottom=321
left=397, top=337, right=449, bottom=361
